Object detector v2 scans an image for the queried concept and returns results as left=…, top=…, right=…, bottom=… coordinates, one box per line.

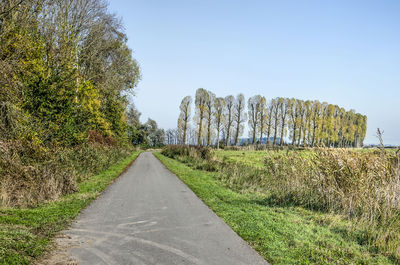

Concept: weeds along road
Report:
left=62, top=152, right=268, bottom=265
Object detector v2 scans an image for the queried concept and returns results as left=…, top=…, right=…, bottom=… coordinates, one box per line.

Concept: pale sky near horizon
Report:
left=109, top=0, right=400, bottom=145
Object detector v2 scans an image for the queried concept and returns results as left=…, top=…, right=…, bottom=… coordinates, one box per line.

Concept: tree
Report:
left=177, top=96, right=192, bottom=145
left=187, top=127, right=196, bottom=145
left=302, top=100, right=312, bottom=146
left=233, top=94, right=246, bottom=146
left=127, top=103, right=143, bottom=145
left=288, top=98, right=300, bottom=145
left=248, top=95, right=261, bottom=144
left=0, top=0, right=141, bottom=145
left=165, top=129, right=174, bottom=145
left=194, top=88, right=208, bottom=146
left=272, top=98, right=282, bottom=146
left=224, top=95, right=235, bottom=146
left=127, top=103, right=141, bottom=128
left=323, top=104, right=335, bottom=146
left=279, top=98, right=290, bottom=146
left=266, top=99, right=274, bottom=145
left=213, top=97, right=225, bottom=148
left=311, top=101, right=322, bottom=146
left=205, top=91, right=215, bottom=146
left=297, top=100, right=306, bottom=146
left=144, top=118, right=165, bottom=147
left=180, top=90, right=367, bottom=149
left=258, top=96, right=267, bottom=144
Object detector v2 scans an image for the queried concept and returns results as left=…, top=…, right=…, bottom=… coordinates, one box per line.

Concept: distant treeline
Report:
left=173, top=88, right=367, bottom=148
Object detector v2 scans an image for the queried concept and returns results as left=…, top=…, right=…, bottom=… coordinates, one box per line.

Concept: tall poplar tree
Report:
left=194, top=88, right=208, bottom=146
left=224, top=95, right=235, bottom=146
left=213, top=97, right=225, bottom=148
left=177, top=96, right=192, bottom=145
left=248, top=95, right=261, bottom=144
left=205, top=91, right=215, bottom=146
left=258, top=96, right=267, bottom=144
left=233, top=94, right=246, bottom=146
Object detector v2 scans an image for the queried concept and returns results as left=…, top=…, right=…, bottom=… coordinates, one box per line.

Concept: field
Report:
left=214, top=149, right=310, bottom=168
left=159, top=145, right=400, bottom=264
left=214, top=148, right=395, bottom=168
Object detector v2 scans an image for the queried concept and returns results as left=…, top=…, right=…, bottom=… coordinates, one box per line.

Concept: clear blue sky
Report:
left=109, top=0, right=400, bottom=145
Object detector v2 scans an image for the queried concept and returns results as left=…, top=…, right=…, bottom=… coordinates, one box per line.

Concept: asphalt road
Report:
left=64, top=152, right=268, bottom=265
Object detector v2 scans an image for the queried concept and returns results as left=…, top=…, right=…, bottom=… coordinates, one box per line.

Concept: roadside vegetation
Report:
left=159, top=145, right=400, bottom=264
left=0, top=151, right=141, bottom=265
left=1, top=0, right=140, bottom=207
left=0, top=1, right=161, bottom=263
left=0, top=0, right=168, bottom=207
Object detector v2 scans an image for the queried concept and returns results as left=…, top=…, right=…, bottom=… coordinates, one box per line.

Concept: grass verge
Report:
left=154, top=152, right=395, bottom=265
left=0, top=151, right=141, bottom=265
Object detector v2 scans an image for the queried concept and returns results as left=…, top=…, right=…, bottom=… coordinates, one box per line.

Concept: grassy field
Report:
left=215, top=149, right=271, bottom=167
left=213, top=148, right=391, bottom=168
left=0, top=151, right=141, bottom=265
left=156, top=149, right=399, bottom=264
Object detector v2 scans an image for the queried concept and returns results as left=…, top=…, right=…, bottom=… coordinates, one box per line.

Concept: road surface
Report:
left=63, top=152, right=268, bottom=265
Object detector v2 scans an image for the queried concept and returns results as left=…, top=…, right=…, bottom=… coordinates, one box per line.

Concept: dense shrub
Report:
left=161, top=145, right=214, bottom=160
left=0, top=141, right=133, bottom=207
left=161, top=145, right=217, bottom=171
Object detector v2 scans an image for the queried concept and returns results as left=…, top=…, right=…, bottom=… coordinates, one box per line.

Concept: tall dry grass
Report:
left=0, top=141, right=133, bottom=207
left=161, top=145, right=400, bottom=260
left=218, top=148, right=400, bottom=260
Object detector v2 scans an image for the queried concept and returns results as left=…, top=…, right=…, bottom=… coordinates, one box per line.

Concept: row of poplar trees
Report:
left=178, top=88, right=367, bottom=148
left=0, top=0, right=141, bottom=145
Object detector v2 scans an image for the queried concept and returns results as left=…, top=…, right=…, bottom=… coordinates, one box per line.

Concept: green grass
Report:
left=0, top=151, right=141, bottom=265
left=215, top=150, right=268, bottom=167
left=213, top=148, right=389, bottom=168
left=154, top=152, right=395, bottom=265
left=214, top=149, right=314, bottom=168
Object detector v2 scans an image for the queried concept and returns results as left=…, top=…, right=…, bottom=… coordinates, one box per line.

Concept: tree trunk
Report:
left=280, top=120, right=285, bottom=146
left=292, top=121, right=297, bottom=145
left=207, top=118, right=211, bottom=146
left=273, top=121, right=278, bottom=146
left=235, top=123, right=240, bottom=145
left=234, top=111, right=241, bottom=146
left=252, top=123, right=256, bottom=144
left=226, top=111, right=231, bottom=146
left=197, top=112, right=203, bottom=146
left=216, top=127, right=220, bottom=149
left=226, top=127, right=230, bottom=146
left=183, top=122, right=187, bottom=145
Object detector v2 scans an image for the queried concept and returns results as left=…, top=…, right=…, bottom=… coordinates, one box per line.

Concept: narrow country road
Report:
left=63, top=152, right=268, bottom=265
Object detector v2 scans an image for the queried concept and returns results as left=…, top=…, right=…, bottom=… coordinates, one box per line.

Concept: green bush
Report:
left=161, top=145, right=217, bottom=171
left=0, top=141, right=133, bottom=207
left=161, top=145, right=214, bottom=160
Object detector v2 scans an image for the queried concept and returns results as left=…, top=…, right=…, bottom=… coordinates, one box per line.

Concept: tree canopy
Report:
left=178, top=90, right=367, bottom=148
left=0, top=0, right=141, bottom=145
